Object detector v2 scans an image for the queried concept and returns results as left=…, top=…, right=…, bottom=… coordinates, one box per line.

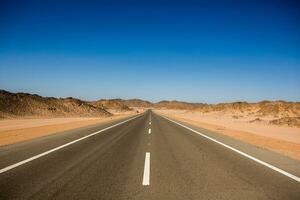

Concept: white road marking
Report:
left=142, top=152, right=150, bottom=186
left=149, top=122, right=151, bottom=125
left=0, top=115, right=141, bottom=174
left=148, top=128, right=151, bottom=134
left=161, top=115, right=300, bottom=183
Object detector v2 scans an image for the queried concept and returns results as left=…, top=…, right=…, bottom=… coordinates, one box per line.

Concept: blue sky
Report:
left=0, top=0, right=299, bottom=103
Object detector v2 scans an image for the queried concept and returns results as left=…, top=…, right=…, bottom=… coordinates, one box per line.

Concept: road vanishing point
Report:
left=0, top=110, right=299, bottom=199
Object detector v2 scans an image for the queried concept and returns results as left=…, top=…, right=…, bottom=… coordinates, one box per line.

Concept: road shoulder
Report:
left=155, top=111, right=300, bottom=178
left=0, top=114, right=135, bottom=147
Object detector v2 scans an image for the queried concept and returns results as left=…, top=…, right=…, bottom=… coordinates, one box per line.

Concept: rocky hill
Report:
left=123, top=99, right=153, bottom=108
left=154, top=100, right=206, bottom=110
left=90, top=99, right=132, bottom=112
left=0, top=90, right=112, bottom=118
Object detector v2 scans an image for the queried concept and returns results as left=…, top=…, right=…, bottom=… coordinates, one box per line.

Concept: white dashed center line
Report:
left=142, top=152, right=150, bottom=186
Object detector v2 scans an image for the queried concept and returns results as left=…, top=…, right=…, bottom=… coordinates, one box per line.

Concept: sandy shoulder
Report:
left=155, top=109, right=300, bottom=161
left=0, top=114, right=135, bottom=146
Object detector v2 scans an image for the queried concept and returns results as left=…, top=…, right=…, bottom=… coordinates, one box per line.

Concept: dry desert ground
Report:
left=0, top=113, right=135, bottom=146
left=155, top=109, right=300, bottom=160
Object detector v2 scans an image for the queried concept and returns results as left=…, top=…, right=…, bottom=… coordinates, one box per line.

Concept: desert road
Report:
left=0, top=110, right=299, bottom=199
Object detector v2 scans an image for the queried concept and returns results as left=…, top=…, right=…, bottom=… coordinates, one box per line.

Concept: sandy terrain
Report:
left=155, top=109, right=300, bottom=161
left=0, top=90, right=146, bottom=146
left=0, top=114, right=135, bottom=146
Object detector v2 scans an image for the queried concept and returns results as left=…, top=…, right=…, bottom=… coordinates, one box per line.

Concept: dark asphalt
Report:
left=0, top=110, right=299, bottom=199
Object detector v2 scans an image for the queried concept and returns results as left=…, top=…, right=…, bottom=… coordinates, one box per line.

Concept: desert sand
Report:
left=0, top=114, right=135, bottom=146
left=156, top=109, right=300, bottom=161
left=0, top=90, right=148, bottom=146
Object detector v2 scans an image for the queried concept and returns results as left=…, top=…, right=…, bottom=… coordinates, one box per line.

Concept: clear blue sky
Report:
left=0, top=0, right=299, bottom=103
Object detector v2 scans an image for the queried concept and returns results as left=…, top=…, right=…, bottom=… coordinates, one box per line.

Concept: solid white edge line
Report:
left=142, top=152, right=150, bottom=185
left=0, top=115, right=141, bottom=174
left=161, top=115, right=300, bottom=183
left=148, top=128, right=151, bottom=134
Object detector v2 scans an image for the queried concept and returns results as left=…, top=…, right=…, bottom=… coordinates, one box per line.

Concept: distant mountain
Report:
left=89, top=98, right=153, bottom=111
left=154, top=100, right=206, bottom=110
left=123, top=99, right=153, bottom=108
left=90, top=99, right=132, bottom=111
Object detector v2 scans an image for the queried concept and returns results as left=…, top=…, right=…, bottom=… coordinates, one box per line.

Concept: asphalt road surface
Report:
left=0, top=110, right=299, bottom=199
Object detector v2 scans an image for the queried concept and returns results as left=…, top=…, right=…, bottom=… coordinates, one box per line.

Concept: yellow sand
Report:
left=0, top=114, right=135, bottom=146
left=155, top=109, right=300, bottom=161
